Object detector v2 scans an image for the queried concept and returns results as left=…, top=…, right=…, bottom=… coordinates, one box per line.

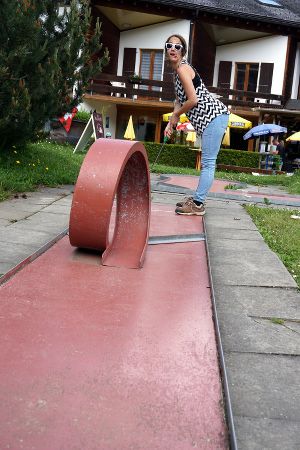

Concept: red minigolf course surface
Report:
left=0, top=206, right=227, bottom=449
left=0, top=140, right=228, bottom=449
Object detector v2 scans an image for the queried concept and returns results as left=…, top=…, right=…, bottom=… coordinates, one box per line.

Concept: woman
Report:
left=164, top=34, right=229, bottom=216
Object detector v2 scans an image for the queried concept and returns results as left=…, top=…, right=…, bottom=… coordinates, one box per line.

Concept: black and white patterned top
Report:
left=175, top=60, right=228, bottom=135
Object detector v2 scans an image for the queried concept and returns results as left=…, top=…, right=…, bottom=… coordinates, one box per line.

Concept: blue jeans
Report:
left=194, top=113, right=229, bottom=203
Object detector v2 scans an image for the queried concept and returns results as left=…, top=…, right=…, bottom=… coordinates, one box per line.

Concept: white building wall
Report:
left=118, top=19, right=191, bottom=77
left=213, top=35, right=288, bottom=95
left=80, top=100, right=117, bottom=138
left=291, top=43, right=300, bottom=99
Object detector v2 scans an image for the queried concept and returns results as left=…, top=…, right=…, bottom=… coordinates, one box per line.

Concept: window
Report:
left=235, top=63, right=259, bottom=101
left=139, top=49, right=163, bottom=91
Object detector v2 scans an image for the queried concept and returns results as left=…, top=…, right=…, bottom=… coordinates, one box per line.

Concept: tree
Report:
left=0, top=0, right=109, bottom=150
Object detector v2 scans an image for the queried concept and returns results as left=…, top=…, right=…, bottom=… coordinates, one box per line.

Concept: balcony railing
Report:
left=87, top=73, right=284, bottom=109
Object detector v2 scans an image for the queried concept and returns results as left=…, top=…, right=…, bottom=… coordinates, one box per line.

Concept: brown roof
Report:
left=144, top=0, right=300, bottom=29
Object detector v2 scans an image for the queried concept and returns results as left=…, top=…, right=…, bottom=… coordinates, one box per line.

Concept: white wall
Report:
left=118, top=19, right=191, bottom=77
left=80, top=100, right=117, bottom=138
left=291, top=43, right=300, bottom=99
left=213, top=35, right=288, bottom=95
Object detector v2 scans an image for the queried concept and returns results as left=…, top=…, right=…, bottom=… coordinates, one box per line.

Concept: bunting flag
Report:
left=59, top=107, right=78, bottom=133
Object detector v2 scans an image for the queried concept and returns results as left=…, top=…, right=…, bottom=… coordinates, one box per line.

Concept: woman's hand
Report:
left=164, top=113, right=179, bottom=139
left=164, top=121, right=173, bottom=139
left=164, top=111, right=180, bottom=139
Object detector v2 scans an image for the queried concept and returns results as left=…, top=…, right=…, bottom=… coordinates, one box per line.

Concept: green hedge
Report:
left=143, top=142, right=196, bottom=168
left=143, top=142, right=261, bottom=169
left=217, top=148, right=260, bottom=168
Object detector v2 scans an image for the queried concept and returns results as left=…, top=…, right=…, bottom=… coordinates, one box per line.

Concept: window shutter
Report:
left=163, top=59, right=173, bottom=84
left=162, top=58, right=174, bottom=101
left=258, top=63, right=274, bottom=93
left=122, top=48, right=136, bottom=77
left=217, top=61, right=232, bottom=89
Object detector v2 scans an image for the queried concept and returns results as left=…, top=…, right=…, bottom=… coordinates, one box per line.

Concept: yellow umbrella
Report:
left=222, top=126, right=230, bottom=146
left=286, top=131, right=300, bottom=141
left=186, top=131, right=196, bottom=143
left=162, top=112, right=189, bottom=123
left=124, top=115, right=135, bottom=140
left=228, top=113, right=252, bottom=129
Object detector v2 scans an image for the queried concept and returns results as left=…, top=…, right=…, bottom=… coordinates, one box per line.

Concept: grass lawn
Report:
left=245, top=205, right=300, bottom=289
left=1, top=141, right=300, bottom=199
left=1, top=140, right=300, bottom=286
left=0, top=141, right=84, bottom=201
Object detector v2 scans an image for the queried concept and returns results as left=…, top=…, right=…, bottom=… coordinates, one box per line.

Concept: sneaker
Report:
left=176, top=196, right=193, bottom=207
left=175, top=199, right=205, bottom=216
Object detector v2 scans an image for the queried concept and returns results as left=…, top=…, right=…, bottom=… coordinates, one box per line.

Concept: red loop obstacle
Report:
left=69, top=139, right=151, bottom=268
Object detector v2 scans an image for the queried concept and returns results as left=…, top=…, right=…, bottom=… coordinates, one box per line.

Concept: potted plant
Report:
left=128, top=73, right=142, bottom=84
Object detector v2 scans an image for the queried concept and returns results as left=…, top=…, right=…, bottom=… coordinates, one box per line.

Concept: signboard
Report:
left=93, top=112, right=104, bottom=139
left=73, top=112, right=104, bottom=153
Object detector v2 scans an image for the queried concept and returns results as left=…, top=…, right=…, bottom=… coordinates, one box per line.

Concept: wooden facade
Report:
left=87, top=1, right=300, bottom=144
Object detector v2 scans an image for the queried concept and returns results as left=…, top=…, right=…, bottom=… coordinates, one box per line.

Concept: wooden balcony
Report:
left=86, top=73, right=284, bottom=110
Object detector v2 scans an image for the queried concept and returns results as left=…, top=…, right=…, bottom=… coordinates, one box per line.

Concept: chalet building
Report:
left=82, top=0, right=300, bottom=150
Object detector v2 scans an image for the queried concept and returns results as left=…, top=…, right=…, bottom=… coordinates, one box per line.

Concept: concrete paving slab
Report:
left=0, top=218, right=11, bottom=227
left=0, top=262, right=15, bottom=276
left=43, top=202, right=71, bottom=216
left=225, top=352, right=300, bottom=421
left=0, top=241, right=41, bottom=261
left=205, top=215, right=258, bottom=231
left=234, top=416, right=300, bottom=450
left=208, top=237, right=271, bottom=252
left=40, top=204, right=71, bottom=214
left=208, top=245, right=297, bottom=287
left=24, top=186, right=73, bottom=196
left=218, top=312, right=300, bottom=355
left=0, top=228, right=57, bottom=246
left=206, top=199, right=244, bottom=210
left=206, top=227, right=264, bottom=241
left=213, top=285, right=300, bottom=318
left=9, top=211, right=69, bottom=234
left=3, top=195, right=58, bottom=204
left=0, top=205, right=43, bottom=221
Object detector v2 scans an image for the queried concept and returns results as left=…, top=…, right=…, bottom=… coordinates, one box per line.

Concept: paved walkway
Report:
left=0, top=175, right=300, bottom=449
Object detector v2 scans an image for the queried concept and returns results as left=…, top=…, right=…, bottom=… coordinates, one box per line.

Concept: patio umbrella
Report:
left=124, top=115, right=135, bottom=140
left=286, top=131, right=300, bottom=141
left=222, top=126, right=230, bottom=146
left=228, top=113, right=252, bottom=129
left=186, top=131, right=196, bottom=143
left=162, top=112, right=189, bottom=123
left=243, top=124, right=287, bottom=140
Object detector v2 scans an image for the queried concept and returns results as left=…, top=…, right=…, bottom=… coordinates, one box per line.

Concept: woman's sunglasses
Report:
left=165, top=43, right=183, bottom=52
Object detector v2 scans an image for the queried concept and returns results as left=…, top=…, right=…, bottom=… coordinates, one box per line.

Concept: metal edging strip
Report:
left=0, top=228, right=69, bottom=286
left=148, top=233, right=205, bottom=245
left=203, top=218, right=238, bottom=450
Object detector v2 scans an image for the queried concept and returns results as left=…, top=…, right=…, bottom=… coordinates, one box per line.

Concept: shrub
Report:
left=75, top=110, right=91, bottom=123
